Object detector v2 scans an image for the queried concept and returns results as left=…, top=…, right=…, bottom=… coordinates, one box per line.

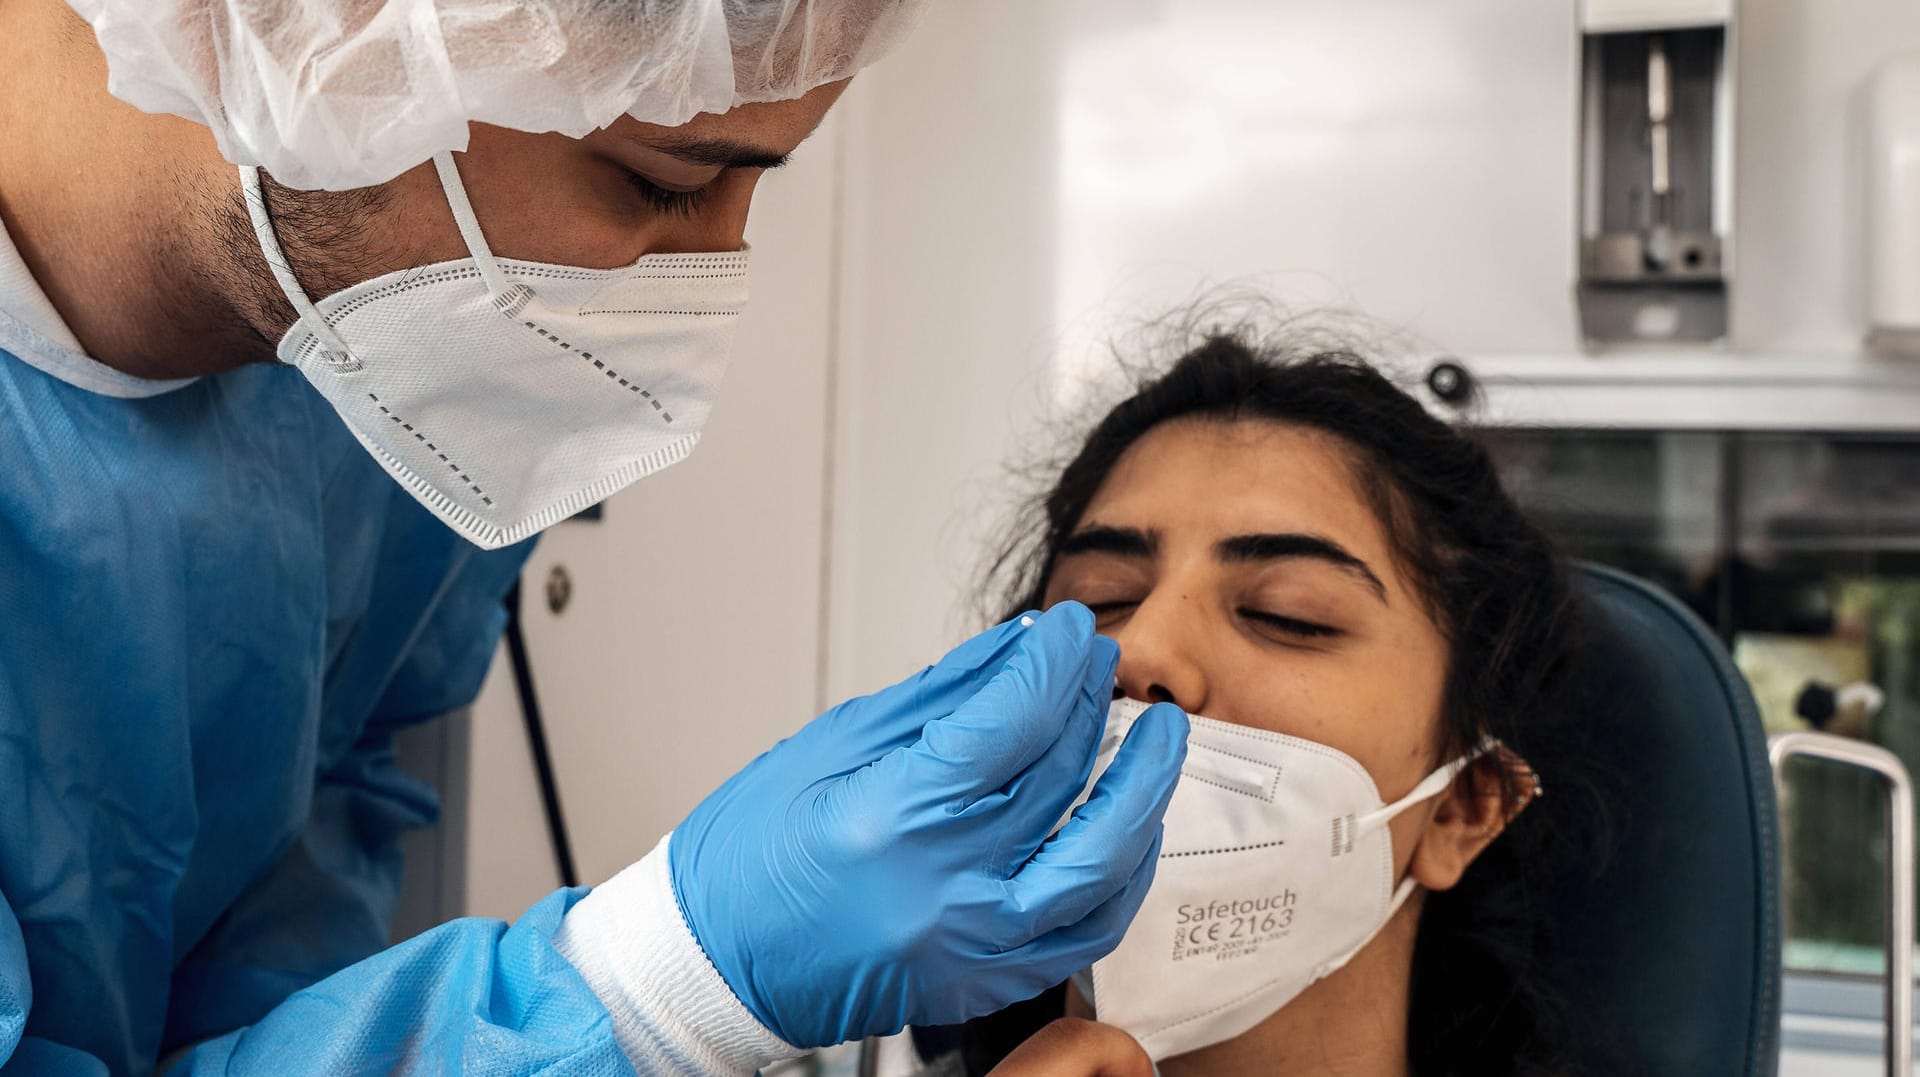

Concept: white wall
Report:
left=822, top=3, right=1083, bottom=702
left=822, top=0, right=1589, bottom=701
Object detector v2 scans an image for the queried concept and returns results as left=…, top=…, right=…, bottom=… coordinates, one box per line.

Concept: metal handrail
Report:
left=1770, top=731, right=1915, bottom=1077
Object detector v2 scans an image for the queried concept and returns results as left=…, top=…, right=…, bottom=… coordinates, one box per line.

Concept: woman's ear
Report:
left=1408, top=748, right=1537, bottom=891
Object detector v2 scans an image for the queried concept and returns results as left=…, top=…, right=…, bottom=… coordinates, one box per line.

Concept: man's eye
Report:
left=1240, top=609, right=1340, bottom=639
left=624, top=171, right=713, bottom=218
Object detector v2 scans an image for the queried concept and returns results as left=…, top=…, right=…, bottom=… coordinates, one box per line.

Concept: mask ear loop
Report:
left=1310, top=738, right=1503, bottom=983
left=1356, top=735, right=1501, bottom=833
left=240, top=165, right=360, bottom=369
left=431, top=152, right=527, bottom=311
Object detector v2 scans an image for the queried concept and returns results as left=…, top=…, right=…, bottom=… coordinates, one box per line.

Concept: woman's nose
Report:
left=1110, top=595, right=1209, bottom=715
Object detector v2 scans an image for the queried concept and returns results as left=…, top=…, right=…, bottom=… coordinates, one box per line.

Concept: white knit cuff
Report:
left=553, top=833, right=801, bottom=1075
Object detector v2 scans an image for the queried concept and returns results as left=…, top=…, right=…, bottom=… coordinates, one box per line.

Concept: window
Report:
left=1487, top=430, right=1920, bottom=982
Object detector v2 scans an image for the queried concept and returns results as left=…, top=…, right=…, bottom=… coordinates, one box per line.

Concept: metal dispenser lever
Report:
left=1646, top=38, right=1674, bottom=265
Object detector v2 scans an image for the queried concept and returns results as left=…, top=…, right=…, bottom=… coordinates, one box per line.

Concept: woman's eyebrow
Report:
left=1057, top=526, right=1157, bottom=559
left=1216, top=533, right=1388, bottom=603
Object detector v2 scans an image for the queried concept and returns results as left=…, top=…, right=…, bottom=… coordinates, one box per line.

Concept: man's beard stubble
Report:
left=195, top=168, right=394, bottom=366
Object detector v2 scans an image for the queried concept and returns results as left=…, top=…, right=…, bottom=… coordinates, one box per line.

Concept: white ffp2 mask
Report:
left=241, top=154, right=750, bottom=549
left=1072, top=698, right=1487, bottom=1062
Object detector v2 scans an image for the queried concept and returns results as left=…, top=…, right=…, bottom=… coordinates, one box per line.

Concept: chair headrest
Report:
left=1546, top=564, right=1781, bottom=1076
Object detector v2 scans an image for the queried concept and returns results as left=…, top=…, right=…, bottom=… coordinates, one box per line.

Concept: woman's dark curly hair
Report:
left=957, top=321, right=1613, bottom=1076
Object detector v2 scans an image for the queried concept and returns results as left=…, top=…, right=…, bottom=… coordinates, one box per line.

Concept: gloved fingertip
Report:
left=935, top=611, right=1045, bottom=680
left=1096, top=703, right=1185, bottom=823
left=1139, top=701, right=1191, bottom=754
left=1090, top=632, right=1120, bottom=677
left=1041, top=599, right=1096, bottom=638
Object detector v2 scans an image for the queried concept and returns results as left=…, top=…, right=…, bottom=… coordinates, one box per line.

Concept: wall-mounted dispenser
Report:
left=1578, top=0, right=1734, bottom=345
left=1866, top=56, right=1920, bottom=358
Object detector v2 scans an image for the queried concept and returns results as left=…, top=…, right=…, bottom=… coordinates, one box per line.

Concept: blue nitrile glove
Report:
left=667, top=601, right=1188, bottom=1048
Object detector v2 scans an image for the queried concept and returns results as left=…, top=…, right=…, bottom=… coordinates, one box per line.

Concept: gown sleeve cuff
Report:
left=553, top=832, right=802, bottom=1076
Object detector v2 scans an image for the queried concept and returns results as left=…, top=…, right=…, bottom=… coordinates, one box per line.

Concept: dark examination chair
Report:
left=1546, top=564, right=1782, bottom=1076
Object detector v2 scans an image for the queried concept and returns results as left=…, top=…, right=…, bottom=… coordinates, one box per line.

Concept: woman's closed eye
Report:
left=1239, top=607, right=1341, bottom=640
left=1079, top=597, right=1339, bottom=642
left=1081, top=598, right=1141, bottom=628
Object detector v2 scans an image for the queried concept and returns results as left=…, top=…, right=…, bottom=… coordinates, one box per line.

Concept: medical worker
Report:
left=0, top=1, right=1190, bottom=1073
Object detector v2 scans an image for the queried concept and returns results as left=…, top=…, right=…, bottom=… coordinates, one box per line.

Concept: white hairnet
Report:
left=66, top=0, right=927, bottom=191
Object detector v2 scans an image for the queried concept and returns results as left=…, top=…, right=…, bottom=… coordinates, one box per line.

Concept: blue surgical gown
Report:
left=0, top=348, right=636, bottom=1074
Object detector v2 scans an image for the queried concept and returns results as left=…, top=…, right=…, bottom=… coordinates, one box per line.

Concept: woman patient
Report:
left=947, top=323, right=1602, bottom=1077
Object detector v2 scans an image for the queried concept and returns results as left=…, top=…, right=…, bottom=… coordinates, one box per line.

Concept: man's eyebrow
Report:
left=1057, top=526, right=1157, bottom=559
left=629, top=132, right=793, bottom=171
left=1216, top=533, right=1388, bottom=603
